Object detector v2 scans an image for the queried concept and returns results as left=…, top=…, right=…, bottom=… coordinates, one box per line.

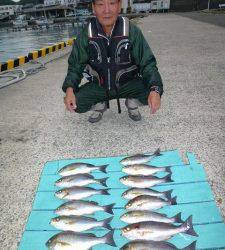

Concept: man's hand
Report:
left=148, top=91, right=161, bottom=114
left=64, top=87, right=77, bottom=112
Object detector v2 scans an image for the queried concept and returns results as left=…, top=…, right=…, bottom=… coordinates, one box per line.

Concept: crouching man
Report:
left=63, top=0, right=163, bottom=123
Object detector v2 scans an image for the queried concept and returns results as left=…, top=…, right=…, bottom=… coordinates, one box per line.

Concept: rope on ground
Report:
left=0, top=47, right=71, bottom=89
left=0, top=69, right=26, bottom=89
left=25, top=60, right=46, bottom=76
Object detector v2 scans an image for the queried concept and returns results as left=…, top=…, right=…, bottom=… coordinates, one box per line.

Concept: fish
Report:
left=58, top=163, right=108, bottom=176
left=125, top=195, right=177, bottom=211
left=55, top=186, right=109, bottom=200
left=120, top=211, right=183, bottom=224
left=122, top=188, right=172, bottom=200
left=121, top=215, right=198, bottom=241
left=55, top=200, right=115, bottom=216
left=46, top=230, right=116, bottom=250
left=120, top=240, right=196, bottom=250
left=120, top=173, right=172, bottom=188
left=55, top=174, right=108, bottom=188
left=120, top=148, right=161, bottom=166
left=122, top=164, right=172, bottom=176
left=50, top=215, right=113, bottom=232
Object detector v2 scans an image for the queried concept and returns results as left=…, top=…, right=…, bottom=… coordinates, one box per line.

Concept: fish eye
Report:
left=126, top=227, right=130, bottom=231
left=56, top=217, right=60, bottom=221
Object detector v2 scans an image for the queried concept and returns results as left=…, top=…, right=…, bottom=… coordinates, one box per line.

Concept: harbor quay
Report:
left=0, top=12, right=225, bottom=249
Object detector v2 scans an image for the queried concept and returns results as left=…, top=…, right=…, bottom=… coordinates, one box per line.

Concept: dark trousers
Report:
left=75, top=78, right=149, bottom=113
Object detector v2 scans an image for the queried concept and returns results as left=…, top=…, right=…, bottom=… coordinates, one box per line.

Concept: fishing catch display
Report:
left=45, top=148, right=198, bottom=249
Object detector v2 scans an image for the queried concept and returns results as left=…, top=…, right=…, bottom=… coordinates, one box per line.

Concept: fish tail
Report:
left=164, top=189, right=173, bottom=200
left=100, top=189, right=110, bottom=196
left=182, top=240, right=197, bottom=250
left=183, top=215, right=198, bottom=237
left=102, top=216, right=113, bottom=230
left=99, top=164, right=109, bottom=173
left=165, top=166, right=172, bottom=174
left=170, top=195, right=177, bottom=205
left=99, top=177, right=108, bottom=187
left=164, top=173, right=173, bottom=183
left=104, top=203, right=115, bottom=215
left=103, top=230, right=116, bottom=247
left=172, top=212, right=183, bottom=223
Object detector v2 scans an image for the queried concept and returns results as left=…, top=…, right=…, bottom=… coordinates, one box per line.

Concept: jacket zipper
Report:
left=116, top=65, right=137, bottom=84
left=89, top=40, right=102, bottom=63
left=115, top=39, right=130, bottom=64
left=98, top=34, right=111, bottom=90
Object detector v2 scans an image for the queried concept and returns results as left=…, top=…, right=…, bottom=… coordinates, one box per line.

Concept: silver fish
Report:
left=121, top=216, right=198, bottom=241
left=46, top=230, right=116, bottom=250
left=120, top=173, right=172, bottom=188
left=58, top=163, right=108, bottom=176
left=120, top=148, right=161, bottom=166
left=55, top=200, right=115, bottom=216
left=122, top=164, right=171, bottom=176
left=120, top=211, right=183, bottom=224
left=50, top=215, right=112, bottom=232
left=55, top=174, right=108, bottom=188
left=120, top=240, right=196, bottom=250
left=55, top=186, right=109, bottom=200
left=125, top=195, right=177, bottom=211
left=122, top=188, right=172, bottom=200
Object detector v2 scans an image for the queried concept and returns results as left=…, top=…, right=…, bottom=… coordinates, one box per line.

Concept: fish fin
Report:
left=165, top=166, right=172, bottom=174
left=99, top=177, right=108, bottom=187
left=172, top=212, right=183, bottom=223
left=164, top=189, right=173, bottom=200
left=153, top=148, right=161, bottom=156
left=104, top=203, right=115, bottom=215
left=99, top=164, right=109, bottom=173
left=183, top=215, right=198, bottom=237
left=103, top=230, right=116, bottom=247
left=100, top=189, right=110, bottom=196
left=170, top=196, right=177, bottom=205
left=102, top=216, right=113, bottom=230
left=183, top=240, right=197, bottom=250
left=164, top=173, right=173, bottom=182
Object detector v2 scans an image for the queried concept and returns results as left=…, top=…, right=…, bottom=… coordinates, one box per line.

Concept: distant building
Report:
left=44, top=0, right=77, bottom=7
left=122, top=0, right=170, bottom=13
left=170, top=0, right=225, bottom=11
left=0, top=5, right=22, bottom=17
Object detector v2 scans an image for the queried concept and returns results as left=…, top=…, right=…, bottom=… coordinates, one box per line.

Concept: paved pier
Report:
left=0, top=12, right=225, bottom=249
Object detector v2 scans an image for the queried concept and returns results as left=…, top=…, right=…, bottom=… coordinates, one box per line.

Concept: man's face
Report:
left=92, top=0, right=121, bottom=30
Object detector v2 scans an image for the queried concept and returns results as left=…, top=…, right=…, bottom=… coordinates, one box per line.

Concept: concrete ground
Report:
left=0, top=12, right=225, bottom=249
left=178, top=11, right=225, bottom=27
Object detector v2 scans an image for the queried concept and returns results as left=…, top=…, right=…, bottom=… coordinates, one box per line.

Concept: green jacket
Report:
left=62, top=19, right=163, bottom=95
